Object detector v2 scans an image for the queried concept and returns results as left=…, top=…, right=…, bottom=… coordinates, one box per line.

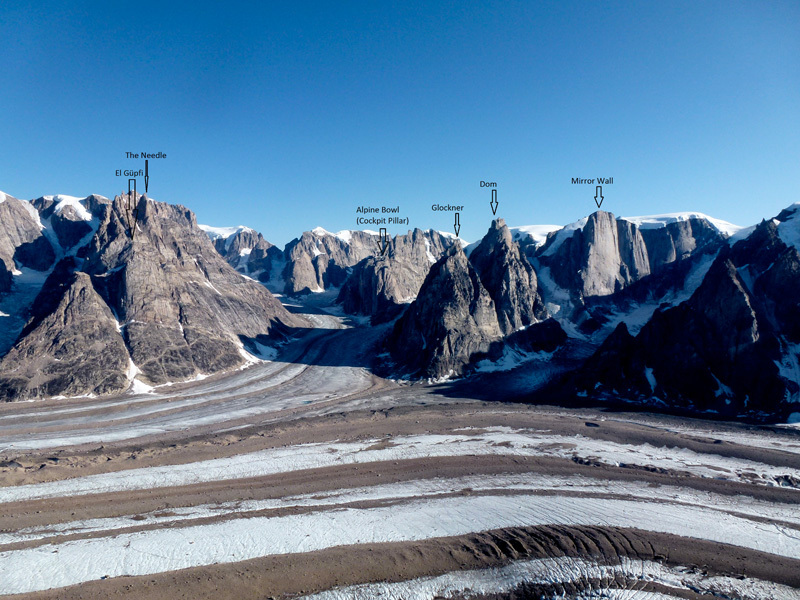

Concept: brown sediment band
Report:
left=11, top=525, right=800, bottom=600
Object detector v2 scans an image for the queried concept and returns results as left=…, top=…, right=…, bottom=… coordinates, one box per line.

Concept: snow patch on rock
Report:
left=199, top=224, right=253, bottom=239
left=621, top=212, right=743, bottom=237
left=510, top=224, right=563, bottom=248
left=777, top=203, right=800, bottom=253
left=539, top=216, right=589, bottom=257
left=46, top=194, right=93, bottom=222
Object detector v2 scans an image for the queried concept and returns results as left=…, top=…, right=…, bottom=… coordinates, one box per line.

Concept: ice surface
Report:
left=424, top=237, right=436, bottom=264
left=45, top=194, right=92, bottom=221
left=19, top=198, right=44, bottom=230
left=6, top=472, right=797, bottom=548
left=128, top=379, right=155, bottom=395
left=539, top=216, right=589, bottom=257
left=241, top=338, right=278, bottom=361
left=3, top=428, right=797, bottom=504
left=1, top=490, right=797, bottom=594
left=308, top=227, right=374, bottom=244
left=777, top=203, right=800, bottom=253
left=510, top=224, right=563, bottom=248
left=644, top=367, right=656, bottom=391
left=302, top=557, right=799, bottom=600
left=199, top=224, right=252, bottom=239
left=620, top=212, right=743, bottom=237
left=438, top=230, right=469, bottom=247
left=475, top=347, right=553, bottom=373
left=198, top=224, right=254, bottom=252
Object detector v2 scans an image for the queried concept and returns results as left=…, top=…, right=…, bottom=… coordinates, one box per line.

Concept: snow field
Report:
left=301, top=556, right=800, bottom=600
left=621, top=212, right=743, bottom=237
left=3, top=472, right=799, bottom=548
left=1, top=491, right=798, bottom=594
left=3, top=427, right=798, bottom=504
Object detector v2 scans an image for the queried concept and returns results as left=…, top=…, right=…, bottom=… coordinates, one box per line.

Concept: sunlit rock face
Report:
left=0, top=193, right=303, bottom=401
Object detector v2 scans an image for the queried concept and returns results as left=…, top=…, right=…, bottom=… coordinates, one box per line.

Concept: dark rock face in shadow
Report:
left=0, top=194, right=56, bottom=275
left=559, top=216, right=800, bottom=419
left=387, top=245, right=502, bottom=378
left=386, top=220, right=556, bottom=378
left=337, top=229, right=456, bottom=324
left=0, top=259, right=130, bottom=400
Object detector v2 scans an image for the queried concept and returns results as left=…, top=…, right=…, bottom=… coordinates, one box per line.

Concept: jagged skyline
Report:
left=3, top=5, right=800, bottom=597
left=1, top=3, right=798, bottom=246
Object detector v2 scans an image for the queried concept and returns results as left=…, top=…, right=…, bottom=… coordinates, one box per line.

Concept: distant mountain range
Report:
left=1, top=188, right=797, bottom=422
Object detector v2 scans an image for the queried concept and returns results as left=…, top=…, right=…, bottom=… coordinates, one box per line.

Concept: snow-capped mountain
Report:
left=199, top=225, right=462, bottom=314
left=379, top=207, right=800, bottom=420
left=336, top=228, right=459, bottom=323
left=531, top=210, right=730, bottom=306
left=0, top=191, right=302, bottom=401
left=550, top=205, right=800, bottom=417
left=199, top=224, right=282, bottom=283
left=4, top=187, right=799, bottom=421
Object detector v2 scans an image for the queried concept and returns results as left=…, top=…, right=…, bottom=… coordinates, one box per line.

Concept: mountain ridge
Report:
left=2, top=187, right=798, bottom=421
left=0, top=191, right=304, bottom=401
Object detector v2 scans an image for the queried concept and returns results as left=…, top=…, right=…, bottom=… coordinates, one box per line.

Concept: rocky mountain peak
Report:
left=386, top=243, right=502, bottom=378
left=0, top=190, right=304, bottom=401
left=0, top=193, right=55, bottom=283
left=0, top=257, right=131, bottom=400
left=553, top=203, right=800, bottom=419
left=200, top=225, right=281, bottom=283
left=532, top=210, right=731, bottom=314
left=337, top=228, right=457, bottom=323
left=469, top=219, right=547, bottom=335
left=282, top=228, right=379, bottom=294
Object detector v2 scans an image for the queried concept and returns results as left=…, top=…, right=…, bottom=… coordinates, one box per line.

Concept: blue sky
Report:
left=1, top=1, right=798, bottom=247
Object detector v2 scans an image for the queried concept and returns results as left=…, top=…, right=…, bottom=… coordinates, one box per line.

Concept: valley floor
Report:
left=0, top=298, right=799, bottom=599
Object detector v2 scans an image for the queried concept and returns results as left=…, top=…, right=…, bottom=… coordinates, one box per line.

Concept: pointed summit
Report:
left=469, top=219, right=547, bottom=334
left=387, top=243, right=501, bottom=378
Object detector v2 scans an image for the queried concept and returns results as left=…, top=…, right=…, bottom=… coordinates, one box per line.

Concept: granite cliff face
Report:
left=0, top=191, right=303, bottom=401
left=534, top=211, right=650, bottom=299
left=337, top=229, right=456, bottom=323
left=532, top=211, right=730, bottom=310
left=386, top=220, right=551, bottom=377
left=387, top=245, right=502, bottom=378
left=82, top=194, right=303, bottom=385
left=282, top=228, right=379, bottom=295
left=637, top=217, right=724, bottom=275
left=469, top=219, right=547, bottom=335
left=557, top=207, right=800, bottom=419
left=200, top=225, right=282, bottom=283
left=0, top=192, right=55, bottom=285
